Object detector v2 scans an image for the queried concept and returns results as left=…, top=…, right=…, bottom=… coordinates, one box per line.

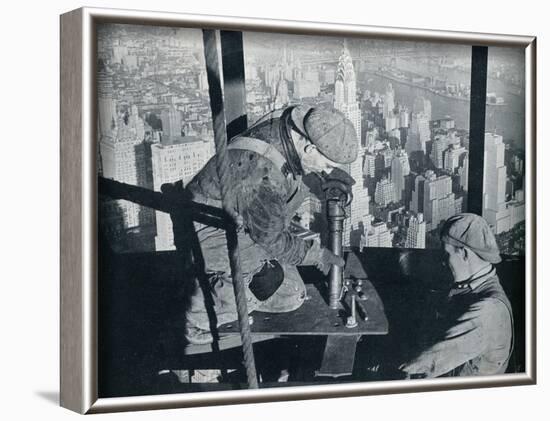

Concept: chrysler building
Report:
left=334, top=41, right=369, bottom=247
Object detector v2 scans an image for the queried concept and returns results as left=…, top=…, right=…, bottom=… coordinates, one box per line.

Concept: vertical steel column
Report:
left=467, top=46, right=488, bottom=216
left=220, top=30, right=248, bottom=140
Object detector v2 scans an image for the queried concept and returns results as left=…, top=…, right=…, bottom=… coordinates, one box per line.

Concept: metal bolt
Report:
left=346, top=296, right=358, bottom=328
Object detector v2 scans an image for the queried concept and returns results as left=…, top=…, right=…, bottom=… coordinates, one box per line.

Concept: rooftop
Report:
left=155, top=135, right=207, bottom=147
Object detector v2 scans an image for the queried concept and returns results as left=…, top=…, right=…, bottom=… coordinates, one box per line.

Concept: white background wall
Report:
left=0, top=0, right=546, bottom=418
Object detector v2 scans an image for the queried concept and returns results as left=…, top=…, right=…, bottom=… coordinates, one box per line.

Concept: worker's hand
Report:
left=321, top=167, right=355, bottom=205
left=315, top=248, right=345, bottom=275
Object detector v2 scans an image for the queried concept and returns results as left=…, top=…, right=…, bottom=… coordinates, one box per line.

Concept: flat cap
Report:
left=291, top=105, right=358, bottom=164
left=440, top=213, right=501, bottom=264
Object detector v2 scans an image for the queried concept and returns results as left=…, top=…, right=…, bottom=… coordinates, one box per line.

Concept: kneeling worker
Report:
left=182, top=105, right=358, bottom=345
left=400, top=213, right=514, bottom=378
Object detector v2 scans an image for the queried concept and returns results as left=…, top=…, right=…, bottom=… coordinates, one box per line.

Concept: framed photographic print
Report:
left=60, top=7, right=536, bottom=414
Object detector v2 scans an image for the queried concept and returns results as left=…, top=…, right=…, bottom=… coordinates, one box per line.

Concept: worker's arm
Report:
left=400, top=298, right=507, bottom=378
left=238, top=180, right=311, bottom=265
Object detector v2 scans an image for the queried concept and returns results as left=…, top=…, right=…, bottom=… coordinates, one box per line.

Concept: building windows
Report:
left=98, top=24, right=526, bottom=257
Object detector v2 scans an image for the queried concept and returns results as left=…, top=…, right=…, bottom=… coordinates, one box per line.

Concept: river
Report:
left=357, top=66, right=525, bottom=150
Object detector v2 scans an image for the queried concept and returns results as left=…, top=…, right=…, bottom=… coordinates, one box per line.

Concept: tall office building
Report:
left=413, top=97, right=432, bottom=122
left=383, top=83, right=395, bottom=119
left=430, top=136, right=448, bottom=169
left=483, top=133, right=507, bottom=214
left=410, top=170, right=460, bottom=231
left=365, top=129, right=377, bottom=152
left=383, top=84, right=398, bottom=132
left=151, top=135, right=214, bottom=250
left=363, top=153, right=376, bottom=178
left=385, top=115, right=398, bottom=133
left=374, top=177, right=395, bottom=207
left=391, top=149, right=410, bottom=202
left=97, top=69, right=118, bottom=139
left=161, top=106, right=183, bottom=139
left=458, top=153, right=469, bottom=191
left=334, top=42, right=367, bottom=246
left=405, top=212, right=426, bottom=249
left=444, top=143, right=468, bottom=173
left=380, top=148, right=394, bottom=168
left=364, top=216, right=392, bottom=248
left=406, top=112, right=430, bottom=154
left=398, top=105, right=410, bottom=128
left=100, top=105, right=150, bottom=230
left=483, top=132, right=525, bottom=233
left=334, top=42, right=361, bottom=137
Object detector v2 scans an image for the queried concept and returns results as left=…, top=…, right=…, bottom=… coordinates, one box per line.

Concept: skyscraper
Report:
left=483, top=133, right=507, bottom=214
left=391, top=149, right=410, bottom=202
left=334, top=41, right=368, bottom=246
left=365, top=129, right=377, bottom=152
left=385, top=115, right=398, bottom=133
left=405, top=212, right=426, bottom=249
left=383, top=83, right=395, bottom=120
left=444, top=143, right=468, bottom=173
left=363, top=153, right=376, bottom=178
left=398, top=105, right=410, bottom=128
left=334, top=42, right=361, bottom=137
left=410, top=170, right=459, bottom=231
left=406, top=112, right=430, bottom=154
left=100, top=105, right=151, bottom=230
left=482, top=132, right=525, bottom=234
left=458, top=153, right=469, bottom=191
left=413, top=97, right=432, bottom=122
left=97, top=69, right=117, bottom=139
left=364, top=216, right=392, bottom=248
left=151, top=135, right=214, bottom=250
left=430, top=136, right=448, bottom=169
left=374, top=177, right=395, bottom=207
left=161, top=106, right=183, bottom=139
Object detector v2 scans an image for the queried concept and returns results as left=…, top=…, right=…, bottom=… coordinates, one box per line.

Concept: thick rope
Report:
left=202, top=29, right=258, bottom=389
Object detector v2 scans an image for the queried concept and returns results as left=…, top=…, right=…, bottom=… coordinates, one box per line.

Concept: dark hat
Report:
left=291, top=105, right=358, bottom=164
left=440, top=213, right=501, bottom=264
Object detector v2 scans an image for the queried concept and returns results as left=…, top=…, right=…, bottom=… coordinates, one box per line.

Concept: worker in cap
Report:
left=290, top=104, right=358, bottom=165
left=398, top=213, right=514, bottom=378
left=179, top=104, right=359, bottom=347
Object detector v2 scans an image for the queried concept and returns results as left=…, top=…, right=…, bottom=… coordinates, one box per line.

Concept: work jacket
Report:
left=185, top=109, right=315, bottom=266
left=402, top=267, right=514, bottom=378
left=182, top=110, right=325, bottom=344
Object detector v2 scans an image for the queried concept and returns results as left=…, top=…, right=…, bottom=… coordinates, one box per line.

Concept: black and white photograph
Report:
left=94, top=21, right=528, bottom=399
left=5, top=0, right=550, bottom=418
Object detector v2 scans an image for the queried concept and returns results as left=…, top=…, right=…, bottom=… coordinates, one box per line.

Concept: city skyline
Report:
left=97, top=23, right=526, bottom=255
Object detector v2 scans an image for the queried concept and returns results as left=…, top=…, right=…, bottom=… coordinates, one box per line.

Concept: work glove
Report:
left=316, top=248, right=345, bottom=276
left=321, top=167, right=355, bottom=205
left=322, top=167, right=356, bottom=188
left=301, top=240, right=345, bottom=275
